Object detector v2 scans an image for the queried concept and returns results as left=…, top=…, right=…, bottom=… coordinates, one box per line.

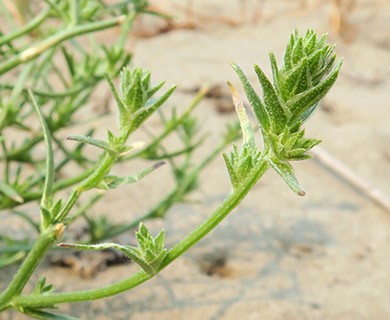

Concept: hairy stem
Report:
left=54, top=153, right=115, bottom=223
left=0, top=224, right=65, bottom=311
left=12, top=159, right=269, bottom=307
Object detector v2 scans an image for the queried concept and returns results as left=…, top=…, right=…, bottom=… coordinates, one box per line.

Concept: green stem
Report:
left=0, top=146, right=121, bottom=309
left=0, top=224, right=65, bottom=311
left=29, top=90, right=54, bottom=213
left=0, top=79, right=98, bottom=98
left=54, top=153, right=115, bottom=223
left=98, top=138, right=230, bottom=241
left=0, top=8, right=50, bottom=46
left=54, top=189, right=81, bottom=223
left=162, top=160, right=269, bottom=265
left=0, top=138, right=10, bottom=183
left=12, top=160, right=269, bottom=307
left=0, top=14, right=128, bottom=75
left=0, top=165, right=98, bottom=211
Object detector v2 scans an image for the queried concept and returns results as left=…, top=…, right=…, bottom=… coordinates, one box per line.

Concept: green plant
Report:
left=0, top=2, right=341, bottom=317
left=0, top=0, right=231, bottom=260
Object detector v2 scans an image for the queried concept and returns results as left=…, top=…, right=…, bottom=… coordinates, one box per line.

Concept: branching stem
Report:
left=11, top=160, right=269, bottom=307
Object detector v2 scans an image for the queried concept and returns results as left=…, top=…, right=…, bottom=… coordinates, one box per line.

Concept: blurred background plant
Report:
left=0, top=0, right=239, bottom=270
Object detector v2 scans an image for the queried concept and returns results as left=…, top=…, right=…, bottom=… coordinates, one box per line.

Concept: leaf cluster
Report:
left=231, top=29, right=342, bottom=194
left=0, top=0, right=238, bottom=287
left=59, top=222, right=168, bottom=275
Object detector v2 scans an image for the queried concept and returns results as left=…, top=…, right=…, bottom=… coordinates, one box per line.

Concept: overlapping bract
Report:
left=59, top=222, right=168, bottom=274
left=223, top=144, right=261, bottom=190
left=231, top=29, right=342, bottom=194
left=234, top=29, right=341, bottom=137
left=129, top=222, right=168, bottom=274
left=107, top=68, right=176, bottom=137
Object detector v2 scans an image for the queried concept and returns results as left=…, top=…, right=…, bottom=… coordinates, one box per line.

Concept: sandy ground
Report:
left=1, top=0, right=390, bottom=319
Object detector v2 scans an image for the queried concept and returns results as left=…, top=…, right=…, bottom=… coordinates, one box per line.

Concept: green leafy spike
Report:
left=288, top=60, right=342, bottom=125
left=129, top=85, right=176, bottom=134
left=233, top=29, right=341, bottom=195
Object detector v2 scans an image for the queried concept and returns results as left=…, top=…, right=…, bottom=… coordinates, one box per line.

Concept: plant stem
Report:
left=162, top=160, right=269, bottom=265
left=0, top=79, right=99, bottom=98
left=0, top=153, right=117, bottom=307
left=0, top=14, right=128, bottom=75
left=29, top=90, right=54, bottom=213
left=99, top=137, right=231, bottom=241
left=0, top=224, right=65, bottom=311
left=0, top=8, right=50, bottom=46
left=0, top=139, right=10, bottom=183
left=12, top=160, right=269, bottom=307
left=54, top=153, right=115, bottom=223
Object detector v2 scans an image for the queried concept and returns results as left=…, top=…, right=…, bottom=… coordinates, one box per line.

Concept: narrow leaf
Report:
left=227, top=81, right=255, bottom=149
left=22, top=308, right=79, bottom=320
left=66, top=134, right=115, bottom=154
left=130, top=85, right=176, bottom=133
left=282, top=57, right=308, bottom=100
left=288, top=60, right=342, bottom=125
left=222, top=152, right=238, bottom=188
left=29, top=89, right=54, bottom=212
left=141, top=70, right=151, bottom=88
left=105, top=73, right=127, bottom=122
left=287, top=148, right=307, bottom=158
left=59, top=242, right=123, bottom=251
left=61, top=46, right=75, bottom=76
left=283, top=33, right=294, bottom=70
left=254, top=65, right=288, bottom=132
left=269, top=52, right=280, bottom=89
left=58, top=242, right=137, bottom=263
left=148, top=80, right=165, bottom=98
left=304, top=30, right=316, bottom=54
left=0, top=180, right=23, bottom=203
left=269, top=159, right=305, bottom=196
left=231, top=63, right=270, bottom=132
left=292, top=37, right=303, bottom=64
left=127, top=69, right=146, bottom=113
left=104, top=161, right=165, bottom=189
left=154, top=230, right=165, bottom=251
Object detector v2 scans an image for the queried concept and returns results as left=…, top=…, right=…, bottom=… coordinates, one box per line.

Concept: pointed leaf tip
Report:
left=269, top=159, right=305, bottom=196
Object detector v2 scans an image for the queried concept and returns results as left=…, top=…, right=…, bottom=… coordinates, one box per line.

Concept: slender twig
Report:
left=11, top=160, right=269, bottom=307
left=0, top=14, right=130, bottom=75
left=0, top=7, right=50, bottom=46
left=310, top=146, right=390, bottom=212
left=29, top=90, right=54, bottom=214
